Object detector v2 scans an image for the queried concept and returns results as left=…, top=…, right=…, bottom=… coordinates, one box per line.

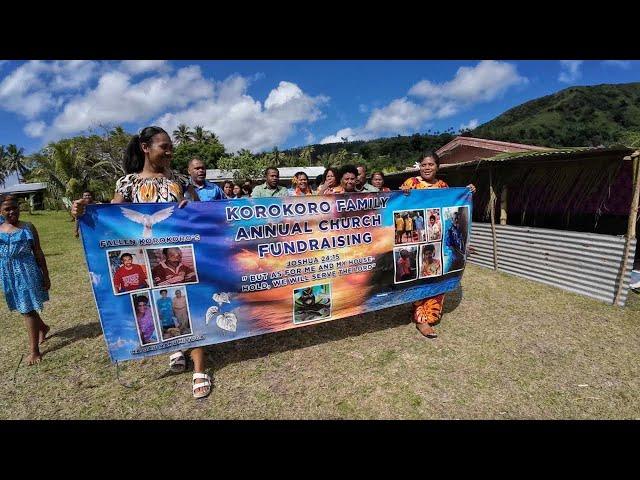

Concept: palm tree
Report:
left=0, top=145, right=6, bottom=185
left=193, top=125, right=209, bottom=144
left=172, top=124, right=193, bottom=145
left=300, top=146, right=314, bottom=166
left=109, top=126, right=127, bottom=137
left=5, top=144, right=29, bottom=180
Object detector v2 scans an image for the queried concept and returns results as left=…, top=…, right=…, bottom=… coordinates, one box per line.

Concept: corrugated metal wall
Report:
left=468, top=223, right=637, bottom=306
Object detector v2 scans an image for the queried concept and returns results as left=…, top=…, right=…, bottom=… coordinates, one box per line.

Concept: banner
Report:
left=79, top=188, right=472, bottom=362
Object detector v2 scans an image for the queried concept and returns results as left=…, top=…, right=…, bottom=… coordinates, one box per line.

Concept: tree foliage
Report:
left=217, top=149, right=268, bottom=183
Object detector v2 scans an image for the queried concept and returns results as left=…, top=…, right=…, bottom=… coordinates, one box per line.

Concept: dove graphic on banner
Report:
left=120, top=206, right=175, bottom=238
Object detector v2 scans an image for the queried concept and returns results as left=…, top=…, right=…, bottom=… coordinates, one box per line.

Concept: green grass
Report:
left=1, top=211, right=639, bottom=419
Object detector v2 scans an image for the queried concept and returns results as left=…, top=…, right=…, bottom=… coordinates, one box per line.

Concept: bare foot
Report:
left=27, top=352, right=43, bottom=365
left=39, top=324, right=50, bottom=344
left=416, top=323, right=438, bottom=338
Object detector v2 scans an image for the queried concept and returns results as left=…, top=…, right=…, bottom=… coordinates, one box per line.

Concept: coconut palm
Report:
left=193, top=125, right=209, bottom=144
left=172, top=124, right=193, bottom=145
left=109, top=126, right=127, bottom=137
left=0, top=145, right=6, bottom=184
left=300, top=146, right=314, bottom=166
left=4, top=144, right=29, bottom=180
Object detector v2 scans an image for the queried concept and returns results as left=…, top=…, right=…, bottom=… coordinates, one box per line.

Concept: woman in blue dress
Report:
left=0, top=195, right=51, bottom=365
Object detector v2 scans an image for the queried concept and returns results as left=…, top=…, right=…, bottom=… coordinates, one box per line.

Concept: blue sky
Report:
left=0, top=60, right=638, bottom=155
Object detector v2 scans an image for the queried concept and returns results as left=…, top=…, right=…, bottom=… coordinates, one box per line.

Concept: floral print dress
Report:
left=400, top=176, right=449, bottom=325
left=115, top=172, right=190, bottom=203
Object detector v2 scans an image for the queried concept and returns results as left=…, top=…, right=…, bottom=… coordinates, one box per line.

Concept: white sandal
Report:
left=192, top=372, right=212, bottom=399
left=169, top=351, right=186, bottom=373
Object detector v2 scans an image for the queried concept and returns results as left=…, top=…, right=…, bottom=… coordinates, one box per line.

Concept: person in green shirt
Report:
left=250, top=167, right=289, bottom=198
left=355, top=164, right=379, bottom=193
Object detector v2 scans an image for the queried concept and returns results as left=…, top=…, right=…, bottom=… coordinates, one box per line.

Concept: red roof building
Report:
left=435, top=136, right=553, bottom=165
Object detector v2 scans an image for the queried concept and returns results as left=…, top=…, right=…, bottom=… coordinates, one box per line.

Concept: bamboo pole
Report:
left=500, top=185, right=508, bottom=225
left=614, top=151, right=640, bottom=306
left=489, top=169, right=499, bottom=270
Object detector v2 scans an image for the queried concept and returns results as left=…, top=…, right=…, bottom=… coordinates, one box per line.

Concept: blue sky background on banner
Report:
left=80, top=190, right=471, bottom=362
left=1, top=60, right=637, bottom=155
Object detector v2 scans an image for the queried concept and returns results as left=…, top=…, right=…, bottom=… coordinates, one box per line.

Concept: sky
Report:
left=0, top=59, right=638, bottom=155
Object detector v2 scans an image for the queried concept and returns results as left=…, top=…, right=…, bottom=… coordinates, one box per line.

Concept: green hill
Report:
left=283, top=82, right=640, bottom=169
left=471, top=82, right=640, bottom=147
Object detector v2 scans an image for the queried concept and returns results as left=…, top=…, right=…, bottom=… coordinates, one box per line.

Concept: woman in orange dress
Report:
left=400, top=151, right=476, bottom=338
left=324, top=165, right=358, bottom=194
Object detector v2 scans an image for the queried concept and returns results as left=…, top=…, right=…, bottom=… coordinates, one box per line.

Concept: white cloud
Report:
left=320, top=127, right=359, bottom=144
left=559, top=60, right=583, bottom=83
left=49, top=60, right=99, bottom=91
left=323, top=60, right=527, bottom=144
left=359, top=104, right=369, bottom=113
left=48, top=66, right=214, bottom=139
left=304, top=129, right=316, bottom=144
left=155, top=76, right=328, bottom=152
left=602, top=60, right=631, bottom=69
left=459, top=118, right=479, bottom=131
left=365, top=98, right=432, bottom=134
left=319, top=127, right=375, bottom=144
left=0, top=60, right=100, bottom=119
left=119, top=60, right=170, bottom=75
left=0, top=61, right=54, bottom=118
left=408, top=60, right=528, bottom=104
left=0, top=60, right=329, bottom=150
left=24, top=121, right=46, bottom=137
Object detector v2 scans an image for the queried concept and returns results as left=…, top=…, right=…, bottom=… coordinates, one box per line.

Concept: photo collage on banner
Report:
left=106, top=244, right=199, bottom=346
left=393, top=205, right=467, bottom=284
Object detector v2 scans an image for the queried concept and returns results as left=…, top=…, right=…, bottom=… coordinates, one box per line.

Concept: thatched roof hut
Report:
left=385, top=146, right=640, bottom=306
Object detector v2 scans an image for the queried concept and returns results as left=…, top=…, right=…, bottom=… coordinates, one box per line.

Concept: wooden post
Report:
left=614, top=152, right=640, bottom=306
left=500, top=185, right=508, bottom=225
left=489, top=169, right=499, bottom=270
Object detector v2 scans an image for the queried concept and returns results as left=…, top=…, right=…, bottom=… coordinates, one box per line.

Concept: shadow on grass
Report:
left=198, top=284, right=466, bottom=373
left=42, top=322, right=103, bottom=355
left=203, top=302, right=416, bottom=373
left=443, top=284, right=463, bottom=314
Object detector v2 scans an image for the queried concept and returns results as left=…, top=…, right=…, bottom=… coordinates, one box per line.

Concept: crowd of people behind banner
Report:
left=1, top=125, right=474, bottom=400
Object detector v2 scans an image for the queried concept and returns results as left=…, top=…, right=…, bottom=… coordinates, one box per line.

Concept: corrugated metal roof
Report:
left=0, top=182, right=48, bottom=194
left=206, top=166, right=326, bottom=181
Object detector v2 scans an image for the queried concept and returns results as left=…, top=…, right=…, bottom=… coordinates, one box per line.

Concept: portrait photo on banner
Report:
left=393, top=245, right=418, bottom=284
left=145, top=244, right=199, bottom=289
left=426, top=208, right=442, bottom=242
left=419, top=242, right=443, bottom=278
left=442, top=205, right=469, bottom=274
left=106, top=247, right=150, bottom=295
left=151, top=287, right=193, bottom=341
left=130, top=291, right=159, bottom=346
left=394, top=209, right=427, bottom=245
left=293, top=283, right=332, bottom=324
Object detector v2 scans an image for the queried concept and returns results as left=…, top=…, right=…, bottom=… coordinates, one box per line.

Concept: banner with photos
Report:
left=79, top=189, right=472, bottom=362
